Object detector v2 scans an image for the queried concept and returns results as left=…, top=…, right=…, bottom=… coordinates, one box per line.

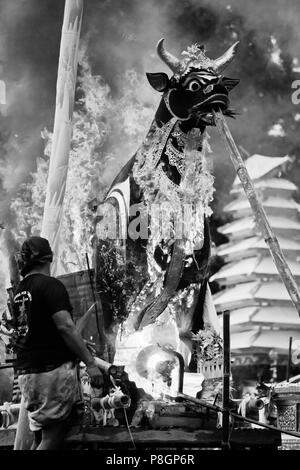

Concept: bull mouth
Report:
left=192, top=93, right=229, bottom=114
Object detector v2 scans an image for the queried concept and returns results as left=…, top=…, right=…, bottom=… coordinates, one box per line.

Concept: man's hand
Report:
left=83, top=339, right=97, bottom=355
left=86, top=363, right=103, bottom=389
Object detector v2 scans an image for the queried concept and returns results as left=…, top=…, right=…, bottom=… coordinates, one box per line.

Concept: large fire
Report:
left=0, top=52, right=157, bottom=276
left=114, top=314, right=186, bottom=398
left=0, top=52, right=220, bottom=397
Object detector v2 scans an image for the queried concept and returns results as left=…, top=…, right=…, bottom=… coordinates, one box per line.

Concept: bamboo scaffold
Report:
left=213, top=110, right=300, bottom=317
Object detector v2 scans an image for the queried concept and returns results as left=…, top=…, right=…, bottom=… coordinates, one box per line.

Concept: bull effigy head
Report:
left=147, top=39, right=239, bottom=124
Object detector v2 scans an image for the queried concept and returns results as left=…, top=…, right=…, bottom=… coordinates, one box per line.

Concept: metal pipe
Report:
left=161, top=347, right=184, bottom=393
left=222, top=310, right=231, bottom=450
left=94, top=357, right=118, bottom=375
left=0, top=403, right=20, bottom=428
left=255, top=397, right=269, bottom=410
left=286, top=336, right=293, bottom=382
left=91, top=393, right=131, bottom=411
left=85, top=253, right=104, bottom=353
left=242, top=397, right=264, bottom=412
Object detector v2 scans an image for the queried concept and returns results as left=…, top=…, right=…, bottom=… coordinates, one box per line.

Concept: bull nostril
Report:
left=203, top=84, right=214, bottom=94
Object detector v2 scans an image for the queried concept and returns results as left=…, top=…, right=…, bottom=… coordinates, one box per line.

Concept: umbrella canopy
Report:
left=213, top=280, right=293, bottom=312
left=229, top=305, right=300, bottom=330
left=231, top=177, right=297, bottom=198
left=230, top=328, right=300, bottom=353
left=219, top=215, right=300, bottom=240
left=232, top=154, right=291, bottom=186
left=217, top=236, right=300, bottom=262
left=223, top=195, right=300, bottom=219
left=213, top=153, right=300, bottom=366
left=211, top=256, right=300, bottom=286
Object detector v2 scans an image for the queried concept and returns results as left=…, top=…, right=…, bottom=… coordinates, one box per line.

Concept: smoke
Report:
left=0, top=0, right=299, bottom=278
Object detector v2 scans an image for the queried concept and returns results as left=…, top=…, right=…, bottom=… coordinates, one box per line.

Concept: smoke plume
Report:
left=0, top=0, right=299, bottom=277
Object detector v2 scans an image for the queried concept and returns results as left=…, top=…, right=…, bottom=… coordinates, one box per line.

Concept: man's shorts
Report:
left=18, top=361, right=81, bottom=432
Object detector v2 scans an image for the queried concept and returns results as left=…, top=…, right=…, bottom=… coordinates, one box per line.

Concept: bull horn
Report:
left=214, top=41, right=240, bottom=73
left=157, top=38, right=182, bottom=74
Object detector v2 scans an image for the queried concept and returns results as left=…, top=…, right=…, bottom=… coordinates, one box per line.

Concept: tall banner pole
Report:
left=41, top=0, right=84, bottom=275
left=14, top=1, right=84, bottom=450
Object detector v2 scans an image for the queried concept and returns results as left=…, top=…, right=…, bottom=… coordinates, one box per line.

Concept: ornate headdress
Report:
left=157, top=38, right=239, bottom=78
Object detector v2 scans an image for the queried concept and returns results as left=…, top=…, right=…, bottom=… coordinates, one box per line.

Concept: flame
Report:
left=114, top=308, right=191, bottom=398
left=5, top=52, right=156, bottom=274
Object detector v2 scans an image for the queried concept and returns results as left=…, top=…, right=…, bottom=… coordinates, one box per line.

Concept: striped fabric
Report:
left=12, top=372, right=21, bottom=403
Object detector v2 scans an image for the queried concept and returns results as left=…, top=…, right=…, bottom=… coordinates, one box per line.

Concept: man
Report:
left=12, top=236, right=103, bottom=450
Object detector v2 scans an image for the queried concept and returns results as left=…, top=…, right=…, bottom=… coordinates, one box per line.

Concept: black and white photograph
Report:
left=0, top=0, right=300, bottom=456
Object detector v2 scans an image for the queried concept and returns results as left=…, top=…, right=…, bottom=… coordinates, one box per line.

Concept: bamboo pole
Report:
left=213, top=110, right=300, bottom=316
left=41, top=0, right=84, bottom=276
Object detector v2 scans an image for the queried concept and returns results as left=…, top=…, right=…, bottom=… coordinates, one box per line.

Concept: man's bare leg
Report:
left=36, top=422, right=67, bottom=450
left=31, top=430, right=42, bottom=450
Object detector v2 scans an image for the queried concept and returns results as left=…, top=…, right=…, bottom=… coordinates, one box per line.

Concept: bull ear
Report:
left=146, top=72, right=169, bottom=92
left=220, top=77, right=240, bottom=91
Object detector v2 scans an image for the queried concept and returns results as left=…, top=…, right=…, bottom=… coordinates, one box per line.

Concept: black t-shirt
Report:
left=12, top=273, right=76, bottom=373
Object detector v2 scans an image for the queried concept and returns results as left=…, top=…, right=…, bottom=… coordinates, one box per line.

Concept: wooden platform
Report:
left=0, top=424, right=281, bottom=450
left=64, top=426, right=280, bottom=450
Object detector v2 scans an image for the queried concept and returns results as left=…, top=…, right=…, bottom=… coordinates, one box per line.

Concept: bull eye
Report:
left=187, top=79, right=201, bottom=92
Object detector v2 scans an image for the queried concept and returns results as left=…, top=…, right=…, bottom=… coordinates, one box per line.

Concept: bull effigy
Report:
left=94, top=38, right=239, bottom=394
left=2, top=0, right=300, bottom=452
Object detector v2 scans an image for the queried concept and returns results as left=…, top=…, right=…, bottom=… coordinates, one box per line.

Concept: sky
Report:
left=0, top=0, right=300, bottom=225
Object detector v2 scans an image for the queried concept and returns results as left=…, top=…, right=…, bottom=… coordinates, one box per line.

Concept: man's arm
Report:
left=52, top=310, right=103, bottom=387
